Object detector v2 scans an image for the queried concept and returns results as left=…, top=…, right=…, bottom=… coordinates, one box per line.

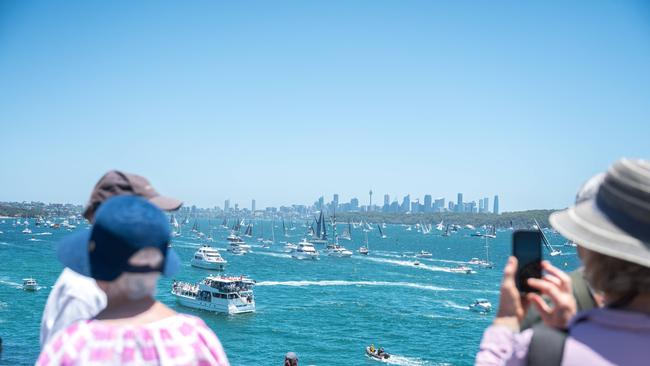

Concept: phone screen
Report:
left=512, top=230, right=542, bottom=293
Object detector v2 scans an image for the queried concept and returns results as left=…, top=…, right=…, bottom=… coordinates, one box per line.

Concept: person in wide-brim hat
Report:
left=37, top=196, right=230, bottom=366
left=476, top=158, right=650, bottom=366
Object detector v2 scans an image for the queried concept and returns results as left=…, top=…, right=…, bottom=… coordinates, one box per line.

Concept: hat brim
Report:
left=57, top=230, right=93, bottom=277
left=550, top=198, right=650, bottom=268
left=149, top=195, right=183, bottom=211
left=57, top=230, right=181, bottom=279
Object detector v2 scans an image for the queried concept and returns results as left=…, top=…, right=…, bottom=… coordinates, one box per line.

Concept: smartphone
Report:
left=512, top=230, right=542, bottom=293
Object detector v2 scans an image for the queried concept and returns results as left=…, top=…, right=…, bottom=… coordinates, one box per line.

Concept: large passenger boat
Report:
left=191, top=245, right=227, bottom=270
left=291, top=238, right=320, bottom=260
left=171, top=275, right=256, bottom=314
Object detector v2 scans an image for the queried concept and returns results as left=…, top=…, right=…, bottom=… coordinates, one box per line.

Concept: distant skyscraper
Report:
left=224, top=199, right=230, bottom=213
left=435, top=198, right=445, bottom=212
left=424, top=195, right=432, bottom=212
left=369, top=190, right=373, bottom=211
left=479, top=199, right=485, bottom=212
left=333, top=194, right=339, bottom=209
left=251, top=199, right=256, bottom=212
left=384, top=194, right=390, bottom=206
left=318, top=196, right=324, bottom=211
left=401, top=195, right=411, bottom=213
left=484, top=197, right=489, bottom=213
left=493, top=195, right=500, bottom=215
left=350, top=198, right=359, bottom=211
left=457, top=193, right=463, bottom=213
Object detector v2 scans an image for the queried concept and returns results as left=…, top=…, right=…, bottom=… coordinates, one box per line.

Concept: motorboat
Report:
left=468, top=257, right=481, bottom=265
left=191, top=246, right=227, bottom=270
left=326, top=243, right=353, bottom=257
left=283, top=242, right=298, bottom=253
left=413, top=260, right=421, bottom=266
left=416, top=250, right=432, bottom=258
left=291, top=238, right=319, bottom=260
left=469, top=299, right=492, bottom=314
left=22, top=228, right=32, bottom=234
left=23, top=278, right=38, bottom=291
left=171, top=275, right=255, bottom=314
left=358, top=246, right=369, bottom=255
left=227, top=235, right=251, bottom=254
left=365, top=346, right=390, bottom=360
left=449, top=265, right=475, bottom=274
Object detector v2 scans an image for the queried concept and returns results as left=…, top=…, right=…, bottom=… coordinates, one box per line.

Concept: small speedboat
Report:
left=366, top=346, right=390, bottom=360
left=416, top=250, right=432, bottom=258
left=469, top=298, right=492, bottom=314
left=450, top=265, right=475, bottom=274
left=413, top=261, right=420, bottom=266
left=358, top=246, right=369, bottom=255
left=23, top=278, right=39, bottom=291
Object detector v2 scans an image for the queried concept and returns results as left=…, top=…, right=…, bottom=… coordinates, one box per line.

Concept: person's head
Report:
left=57, top=195, right=180, bottom=301
left=284, top=352, right=298, bottom=366
left=550, top=158, right=650, bottom=307
left=84, top=170, right=182, bottom=222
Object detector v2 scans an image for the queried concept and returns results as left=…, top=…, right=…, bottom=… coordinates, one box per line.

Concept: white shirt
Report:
left=39, top=268, right=107, bottom=348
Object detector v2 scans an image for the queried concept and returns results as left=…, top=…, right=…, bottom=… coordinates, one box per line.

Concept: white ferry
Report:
left=23, top=278, right=38, bottom=291
left=416, top=250, right=432, bottom=258
left=191, top=246, right=227, bottom=271
left=171, top=275, right=256, bottom=314
left=291, top=238, right=319, bottom=260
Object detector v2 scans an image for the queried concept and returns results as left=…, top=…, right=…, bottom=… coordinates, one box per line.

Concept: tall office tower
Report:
left=383, top=194, right=390, bottom=212
left=424, top=195, right=432, bottom=212
left=333, top=194, right=339, bottom=209
left=318, top=196, right=325, bottom=211
left=493, top=195, right=500, bottom=215
left=484, top=197, right=489, bottom=213
left=448, top=201, right=455, bottom=211
left=369, top=190, right=373, bottom=211
left=457, top=193, right=464, bottom=213
left=435, top=198, right=446, bottom=212
left=224, top=199, right=230, bottom=213
left=350, top=198, right=359, bottom=211
left=401, top=194, right=411, bottom=213
left=251, top=199, right=256, bottom=212
left=479, top=199, right=485, bottom=212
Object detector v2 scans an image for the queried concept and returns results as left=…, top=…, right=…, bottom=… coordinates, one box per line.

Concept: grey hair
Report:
left=103, top=248, right=163, bottom=300
left=582, top=248, right=650, bottom=302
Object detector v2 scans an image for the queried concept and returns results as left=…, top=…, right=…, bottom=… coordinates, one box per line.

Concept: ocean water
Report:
left=0, top=219, right=579, bottom=365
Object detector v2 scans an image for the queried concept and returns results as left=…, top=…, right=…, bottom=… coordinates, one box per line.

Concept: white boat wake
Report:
left=372, top=354, right=429, bottom=365
left=361, top=257, right=453, bottom=273
left=256, top=280, right=452, bottom=292
left=252, top=252, right=291, bottom=259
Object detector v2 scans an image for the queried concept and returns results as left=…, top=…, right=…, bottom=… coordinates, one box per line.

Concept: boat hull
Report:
left=191, top=259, right=226, bottom=271
left=173, top=293, right=255, bottom=314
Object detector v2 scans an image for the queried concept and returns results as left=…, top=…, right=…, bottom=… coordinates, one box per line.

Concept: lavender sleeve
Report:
left=475, top=325, right=533, bottom=366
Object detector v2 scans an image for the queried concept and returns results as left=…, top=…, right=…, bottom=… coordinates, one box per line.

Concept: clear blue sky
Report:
left=1, top=1, right=649, bottom=211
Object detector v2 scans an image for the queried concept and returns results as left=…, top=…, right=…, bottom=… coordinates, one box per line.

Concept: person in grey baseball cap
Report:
left=40, top=170, right=183, bottom=348
left=476, top=158, right=650, bottom=366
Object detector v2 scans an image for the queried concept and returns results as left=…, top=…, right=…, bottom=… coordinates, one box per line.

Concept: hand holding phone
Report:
left=512, top=230, right=542, bottom=293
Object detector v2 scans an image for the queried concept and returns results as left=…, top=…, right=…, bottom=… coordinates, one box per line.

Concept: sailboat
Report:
left=243, top=223, right=253, bottom=238
left=377, top=224, right=387, bottom=239
left=309, top=211, right=328, bottom=245
left=282, top=219, right=289, bottom=238
left=257, top=221, right=265, bottom=242
left=340, top=220, right=352, bottom=241
left=358, top=231, right=369, bottom=255
left=534, top=218, right=561, bottom=256
left=442, top=224, right=451, bottom=237
left=469, top=235, right=494, bottom=268
left=325, top=210, right=352, bottom=257
left=436, top=221, right=444, bottom=231
left=221, top=217, right=228, bottom=229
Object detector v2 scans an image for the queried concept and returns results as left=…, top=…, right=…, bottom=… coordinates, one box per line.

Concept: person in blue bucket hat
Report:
left=37, top=196, right=230, bottom=366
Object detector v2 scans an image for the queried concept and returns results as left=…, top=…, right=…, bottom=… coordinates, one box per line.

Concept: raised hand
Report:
left=526, top=260, right=577, bottom=329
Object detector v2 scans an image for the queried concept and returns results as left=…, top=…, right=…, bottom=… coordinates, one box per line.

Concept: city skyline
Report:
left=1, top=1, right=649, bottom=211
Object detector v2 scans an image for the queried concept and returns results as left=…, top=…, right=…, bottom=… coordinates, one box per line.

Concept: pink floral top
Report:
left=37, top=314, right=230, bottom=366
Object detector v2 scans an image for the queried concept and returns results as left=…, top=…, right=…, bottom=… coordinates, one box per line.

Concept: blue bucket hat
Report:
left=57, top=195, right=180, bottom=281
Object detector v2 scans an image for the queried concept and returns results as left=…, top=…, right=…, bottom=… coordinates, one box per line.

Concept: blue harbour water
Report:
left=0, top=219, right=579, bottom=365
